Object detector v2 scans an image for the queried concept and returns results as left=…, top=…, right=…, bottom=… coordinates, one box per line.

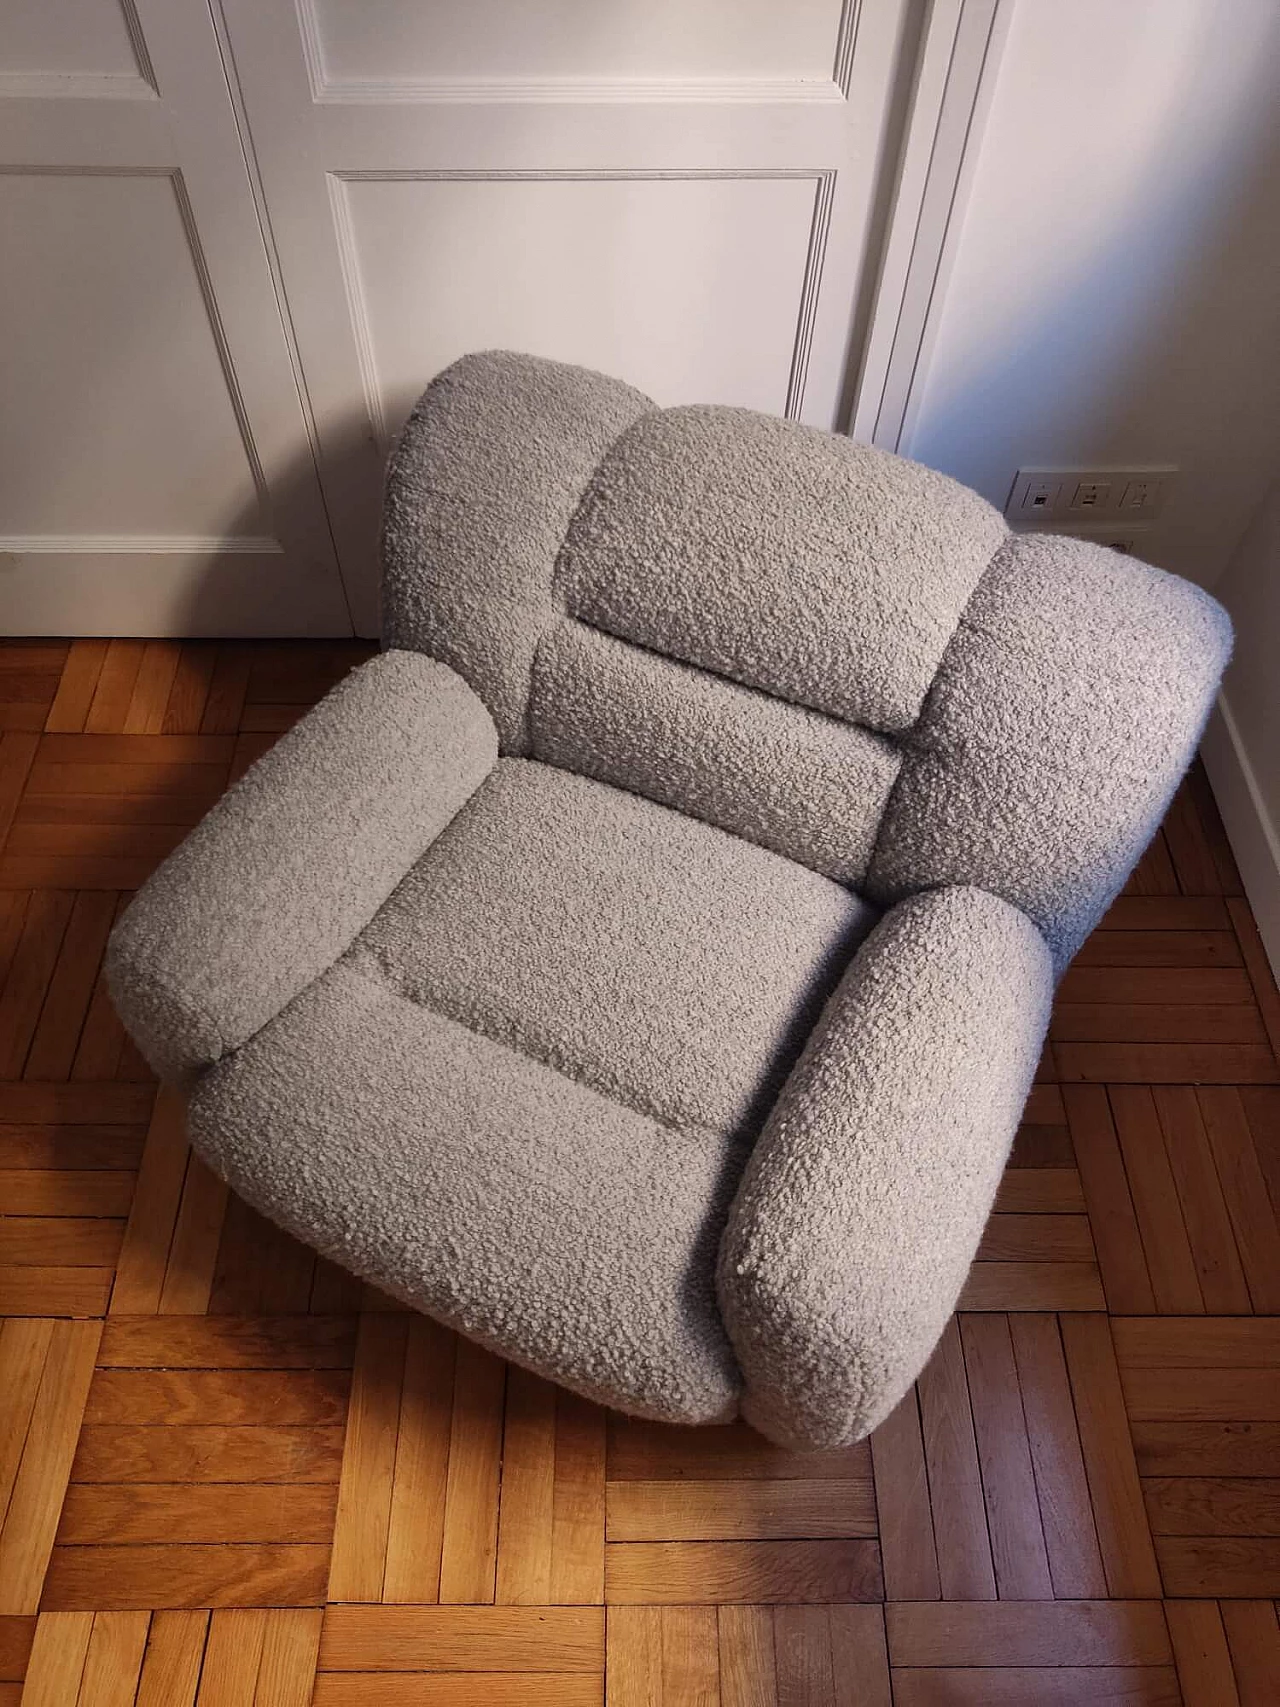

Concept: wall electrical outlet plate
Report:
left=1005, top=467, right=1176, bottom=524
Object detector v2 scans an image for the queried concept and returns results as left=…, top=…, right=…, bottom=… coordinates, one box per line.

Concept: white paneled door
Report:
left=2, top=0, right=914, bottom=636
left=0, top=0, right=353, bottom=635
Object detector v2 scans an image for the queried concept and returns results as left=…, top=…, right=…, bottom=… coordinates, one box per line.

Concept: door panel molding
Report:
left=0, top=0, right=352, bottom=635
left=328, top=166, right=838, bottom=448
left=294, top=0, right=862, bottom=106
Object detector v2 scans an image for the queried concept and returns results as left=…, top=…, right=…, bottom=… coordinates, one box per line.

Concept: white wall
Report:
left=902, top=0, right=1280, bottom=591
left=1203, top=481, right=1280, bottom=970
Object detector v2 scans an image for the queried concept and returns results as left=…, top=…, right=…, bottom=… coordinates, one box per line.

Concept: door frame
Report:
left=847, top=0, right=1015, bottom=451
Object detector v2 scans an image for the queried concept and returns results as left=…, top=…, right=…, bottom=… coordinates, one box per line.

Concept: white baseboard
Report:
left=1201, top=692, right=1280, bottom=980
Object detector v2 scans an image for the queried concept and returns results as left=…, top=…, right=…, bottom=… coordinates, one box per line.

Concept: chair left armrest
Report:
left=107, top=648, right=498, bottom=1084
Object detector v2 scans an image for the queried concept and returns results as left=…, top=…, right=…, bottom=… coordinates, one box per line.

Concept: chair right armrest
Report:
left=717, top=885, right=1053, bottom=1449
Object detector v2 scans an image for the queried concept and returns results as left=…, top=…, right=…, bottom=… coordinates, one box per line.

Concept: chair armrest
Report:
left=107, top=649, right=498, bottom=1083
left=717, top=885, right=1052, bottom=1449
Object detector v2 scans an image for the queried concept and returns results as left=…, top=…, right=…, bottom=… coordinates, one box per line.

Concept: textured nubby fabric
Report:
left=189, top=960, right=743, bottom=1423
left=358, top=758, right=876, bottom=1139
left=718, top=887, right=1054, bottom=1448
left=107, top=650, right=497, bottom=1082
left=532, top=619, right=900, bottom=883
left=867, top=532, right=1235, bottom=971
left=108, top=350, right=1233, bottom=1448
left=557, top=405, right=1009, bottom=732
left=382, top=350, right=651, bottom=753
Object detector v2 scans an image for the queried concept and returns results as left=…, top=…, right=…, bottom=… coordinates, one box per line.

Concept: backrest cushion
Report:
left=382, top=355, right=1231, bottom=932
left=531, top=619, right=900, bottom=885
left=866, top=531, right=1234, bottom=971
left=382, top=350, right=652, bottom=753
left=557, top=405, right=1009, bottom=734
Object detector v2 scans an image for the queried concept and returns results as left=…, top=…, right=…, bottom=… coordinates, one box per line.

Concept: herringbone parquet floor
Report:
left=0, top=637, right=1278, bottom=1705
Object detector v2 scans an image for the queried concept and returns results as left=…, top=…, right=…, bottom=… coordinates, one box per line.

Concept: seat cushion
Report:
left=356, top=759, right=876, bottom=1139
left=188, top=960, right=744, bottom=1423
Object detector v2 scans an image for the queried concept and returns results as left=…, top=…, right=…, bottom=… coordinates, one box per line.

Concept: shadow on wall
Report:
left=903, top=0, right=1280, bottom=589
left=174, top=407, right=382, bottom=640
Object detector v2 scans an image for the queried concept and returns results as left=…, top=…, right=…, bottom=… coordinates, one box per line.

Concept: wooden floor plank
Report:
left=0, top=1319, right=102, bottom=1614
left=1219, top=1599, right=1280, bottom=1706
left=0, top=735, right=39, bottom=853
left=16, top=1611, right=93, bottom=1706
left=43, top=643, right=108, bottom=735
left=1228, top=895, right=1280, bottom=1065
left=1197, top=1086, right=1280, bottom=1312
left=83, top=1367, right=351, bottom=1427
left=1061, top=1315, right=1162, bottom=1598
left=958, top=1261, right=1105, bottom=1311
left=1132, top=1422, right=1280, bottom=1478
left=84, top=642, right=147, bottom=735
left=0, top=1615, right=35, bottom=1683
left=606, top=1477, right=877, bottom=1542
left=75, top=1609, right=150, bottom=1707
left=161, top=645, right=218, bottom=736
left=96, top=1315, right=357, bottom=1369
left=886, top=1601, right=1172, bottom=1666
left=438, top=1340, right=506, bottom=1606
left=312, top=1676, right=601, bottom=1705
left=1110, top=1086, right=1204, bottom=1314
left=135, top=1610, right=209, bottom=1707
left=1165, top=1600, right=1242, bottom=1707
left=56, top=1482, right=339, bottom=1544
left=327, top=1315, right=408, bottom=1604
left=1155, top=1537, right=1280, bottom=1598
left=71, top=1423, right=346, bottom=1485
left=916, top=1319, right=997, bottom=1600
left=605, top=1541, right=883, bottom=1605
left=0, top=889, right=74, bottom=1078
left=870, top=1387, right=941, bottom=1601
left=716, top=1605, right=776, bottom=1707
left=1120, top=1369, right=1280, bottom=1422
left=546, top=1391, right=607, bottom=1607
left=1153, top=1086, right=1252, bottom=1314
left=253, top=1608, right=325, bottom=1707
left=40, top=1545, right=331, bottom=1611
left=959, top=1314, right=1054, bottom=1599
left=1057, top=1042, right=1278, bottom=1083
left=890, top=1665, right=1181, bottom=1704
left=381, top=1317, right=455, bottom=1606
left=318, top=1606, right=604, bottom=1672
left=1142, top=1476, right=1280, bottom=1536
left=108, top=1085, right=191, bottom=1316
left=123, top=643, right=183, bottom=737
left=607, top=1418, right=869, bottom=1483
left=1008, top=1313, right=1108, bottom=1598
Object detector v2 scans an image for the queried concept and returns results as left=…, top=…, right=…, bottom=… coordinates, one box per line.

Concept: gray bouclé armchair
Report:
left=108, top=352, right=1232, bottom=1448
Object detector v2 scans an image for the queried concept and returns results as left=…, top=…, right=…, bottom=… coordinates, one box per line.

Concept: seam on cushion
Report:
left=549, top=408, right=659, bottom=610
left=342, top=941, right=742, bottom=1144
left=484, top=404, right=660, bottom=755
left=126, top=957, right=227, bottom=1074
left=526, top=644, right=890, bottom=900
left=538, top=610, right=906, bottom=757
left=864, top=532, right=1012, bottom=884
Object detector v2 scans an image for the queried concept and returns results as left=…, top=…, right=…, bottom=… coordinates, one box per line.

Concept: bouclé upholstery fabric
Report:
left=108, top=351, right=1232, bottom=1447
